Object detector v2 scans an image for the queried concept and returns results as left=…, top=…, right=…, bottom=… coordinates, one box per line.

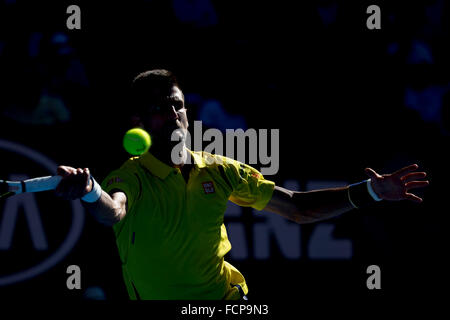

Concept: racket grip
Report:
left=23, top=175, right=63, bottom=193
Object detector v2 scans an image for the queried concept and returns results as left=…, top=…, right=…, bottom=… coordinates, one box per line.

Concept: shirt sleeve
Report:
left=219, top=157, right=275, bottom=211
left=101, top=167, right=141, bottom=211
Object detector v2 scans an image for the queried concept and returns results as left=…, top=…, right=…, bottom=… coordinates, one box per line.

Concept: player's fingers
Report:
left=393, top=164, right=419, bottom=176
left=65, top=179, right=84, bottom=199
left=56, top=183, right=71, bottom=199
left=364, top=168, right=380, bottom=179
left=55, top=178, right=73, bottom=197
left=60, top=185, right=74, bottom=200
left=55, top=176, right=69, bottom=195
left=405, top=192, right=423, bottom=203
left=401, top=172, right=426, bottom=182
left=78, top=168, right=91, bottom=195
left=72, top=170, right=89, bottom=198
left=68, top=185, right=82, bottom=199
left=405, top=181, right=429, bottom=190
left=56, top=168, right=83, bottom=197
left=83, top=168, right=90, bottom=181
left=55, top=167, right=91, bottom=199
left=83, top=168, right=91, bottom=194
left=57, top=165, right=76, bottom=177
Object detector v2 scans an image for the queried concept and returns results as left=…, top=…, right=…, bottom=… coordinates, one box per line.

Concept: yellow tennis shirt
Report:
left=101, top=150, right=275, bottom=300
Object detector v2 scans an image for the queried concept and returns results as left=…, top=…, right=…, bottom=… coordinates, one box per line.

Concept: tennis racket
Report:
left=0, top=176, right=62, bottom=200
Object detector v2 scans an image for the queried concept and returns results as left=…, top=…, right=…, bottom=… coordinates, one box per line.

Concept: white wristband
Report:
left=366, top=179, right=382, bottom=202
left=81, top=177, right=102, bottom=203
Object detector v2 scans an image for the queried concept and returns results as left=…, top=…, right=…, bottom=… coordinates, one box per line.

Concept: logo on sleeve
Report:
left=251, top=172, right=260, bottom=179
left=106, top=177, right=123, bottom=187
left=202, top=181, right=215, bottom=194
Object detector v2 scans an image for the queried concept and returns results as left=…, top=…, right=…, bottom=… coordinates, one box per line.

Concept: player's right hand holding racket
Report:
left=0, top=165, right=127, bottom=225
left=55, top=166, right=127, bottom=226
left=55, top=166, right=93, bottom=200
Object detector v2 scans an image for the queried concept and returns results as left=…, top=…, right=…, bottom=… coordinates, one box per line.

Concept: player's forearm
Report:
left=291, top=187, right=354, bottom=223
left=82, top=191, right=124, bottom=226
left=265, top=186, right=354, bottom=224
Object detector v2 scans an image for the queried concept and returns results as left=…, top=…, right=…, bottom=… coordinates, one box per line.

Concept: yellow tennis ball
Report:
left=123, top=128, right=152, bottom=156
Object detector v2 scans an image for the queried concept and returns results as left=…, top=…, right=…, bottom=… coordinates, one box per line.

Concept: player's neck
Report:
left=151, top=143, right=188, bottom=168
left=151, top=146, right=192, bottom=183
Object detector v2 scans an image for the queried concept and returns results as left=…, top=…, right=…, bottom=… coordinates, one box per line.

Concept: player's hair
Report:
left=130, top=69, right=179, bottom=116
left=132, top=69, right=179, bottom=90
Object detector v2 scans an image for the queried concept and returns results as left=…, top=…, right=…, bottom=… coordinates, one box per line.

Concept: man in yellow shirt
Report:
left=55, top=69, right=429, bottom=300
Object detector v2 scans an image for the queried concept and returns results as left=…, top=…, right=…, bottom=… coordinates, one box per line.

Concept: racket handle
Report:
left=22, top=175, right=63, bottom=193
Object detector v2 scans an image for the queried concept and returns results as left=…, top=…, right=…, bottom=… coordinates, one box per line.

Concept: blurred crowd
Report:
left=0, top=1, right=448, bottom=133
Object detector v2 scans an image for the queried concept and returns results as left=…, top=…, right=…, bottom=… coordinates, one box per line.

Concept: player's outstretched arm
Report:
left=55, top=166, right=127, bottom=226
left=264, top=185, right=353, bottom=224
left=263, top=164, right=429, bottom=224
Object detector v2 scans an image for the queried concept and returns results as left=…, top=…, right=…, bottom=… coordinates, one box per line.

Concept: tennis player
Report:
left=54, top=69, right=429, bottom=300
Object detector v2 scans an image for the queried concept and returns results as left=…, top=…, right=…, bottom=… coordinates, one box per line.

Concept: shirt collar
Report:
left=139, top=152, right=177, bottom=180
left=139, top=149, right=206, bottom=180
left=188, top=149, right=206, bottom=169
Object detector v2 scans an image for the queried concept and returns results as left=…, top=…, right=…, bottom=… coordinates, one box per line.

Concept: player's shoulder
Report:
left=102, top=156, right=142, bottom=189
left=117, top=156, right=141, bottom=173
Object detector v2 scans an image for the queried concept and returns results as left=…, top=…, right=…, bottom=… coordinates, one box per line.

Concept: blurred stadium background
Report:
left=0, top=0, right=448, bottom=301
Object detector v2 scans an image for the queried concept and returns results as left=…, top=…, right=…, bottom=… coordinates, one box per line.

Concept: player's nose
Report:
left=167, top=105, right=179, bottom=121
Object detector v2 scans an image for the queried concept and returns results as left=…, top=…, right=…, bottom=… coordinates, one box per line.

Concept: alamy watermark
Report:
left=171, top=121, right=280, bottom=176
left=366, top=265, right=381, bottom=290
left=66, top=5, right=81, bottom=30
left=66, top=264, right=81, bottom=290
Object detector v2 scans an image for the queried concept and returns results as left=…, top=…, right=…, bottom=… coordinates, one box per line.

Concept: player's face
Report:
left=142, top=85, right=189, bottom=146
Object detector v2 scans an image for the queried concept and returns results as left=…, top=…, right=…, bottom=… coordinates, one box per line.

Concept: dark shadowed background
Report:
left=0, top=0, right=448, bottom=309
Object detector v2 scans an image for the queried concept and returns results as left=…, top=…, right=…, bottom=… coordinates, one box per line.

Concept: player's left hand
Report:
left=364, top=164, right=429, bottom=203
